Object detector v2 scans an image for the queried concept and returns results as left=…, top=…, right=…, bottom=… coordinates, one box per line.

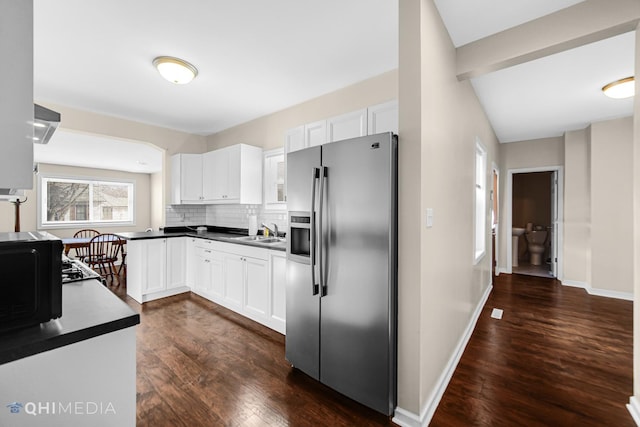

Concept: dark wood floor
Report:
left=432, top=273, right=634, bottom=426
left=102, top=271, right=633, bottom=426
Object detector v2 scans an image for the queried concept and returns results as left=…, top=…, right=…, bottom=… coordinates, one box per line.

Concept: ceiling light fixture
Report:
left=602, top=76, right=635, bottom=99
left=153, top=56, right=198, bottom=85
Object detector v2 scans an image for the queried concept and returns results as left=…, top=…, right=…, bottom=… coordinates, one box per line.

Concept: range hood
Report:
left=33, top=104, right=60, bottom=144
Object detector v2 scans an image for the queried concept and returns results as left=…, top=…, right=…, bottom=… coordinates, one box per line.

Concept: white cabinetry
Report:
left=126, top=237, right=189, bottom=303
left=167, top=237, right=187, bottom=289
left=0, top=0, right=33, bottom=192
left=368, top=100, right=399, bottom=135
left=284, top=101, right=398, bottom=154
left=269, top=251, right=287, bottom=329
left=172, top=144, right=262, bottom=205
left=326, top=108, right=368, bottom=143
left=171, top=153, right=203, bottom=204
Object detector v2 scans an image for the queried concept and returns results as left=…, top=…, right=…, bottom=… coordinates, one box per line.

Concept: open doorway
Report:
left=506, top=167, right=563, bottom=279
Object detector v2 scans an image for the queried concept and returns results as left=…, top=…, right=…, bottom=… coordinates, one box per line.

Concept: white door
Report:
left=550, top=171, right=558, bottom=277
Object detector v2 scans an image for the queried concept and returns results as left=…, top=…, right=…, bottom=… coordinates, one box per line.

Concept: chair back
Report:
left=73, top=229, right=99, bottom=259
left=88, top=233, right=123, bottom=264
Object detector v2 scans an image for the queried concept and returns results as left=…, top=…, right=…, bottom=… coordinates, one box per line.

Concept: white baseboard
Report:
left=561, top=280, right=633, bottom=301
left=561, top=279, right=588, bottom=289
left=586, top=287, right=634, bottom=301
left=627, top=396, right=640, bottom=425
left=497, top=267, right=509, bottom=275
left=392, top=283, right=493, bottom=427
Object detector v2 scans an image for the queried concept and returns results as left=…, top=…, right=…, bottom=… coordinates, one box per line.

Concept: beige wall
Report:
left=206, top=70, right=398, bottom=151
left=398, top=0, right=500, bottom=416
left=0, top=163, right=151, bottom=237
left=590, top=117, right=634, bottom=293
left=563, top=128, right=591, bottom=284
left=497, top=136, right=564, bottom=270
left=632, top=21, right=640, bottom=401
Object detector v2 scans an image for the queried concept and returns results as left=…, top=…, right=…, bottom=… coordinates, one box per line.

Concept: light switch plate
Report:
left=426, top=208, right=434, bottom=228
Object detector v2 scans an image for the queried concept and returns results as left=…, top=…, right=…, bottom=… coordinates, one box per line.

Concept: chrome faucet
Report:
left=261, top=223, right=278, bottom=237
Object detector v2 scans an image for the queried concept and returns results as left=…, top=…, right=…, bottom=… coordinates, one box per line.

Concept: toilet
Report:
left=526, top=228, right=547, bottom=266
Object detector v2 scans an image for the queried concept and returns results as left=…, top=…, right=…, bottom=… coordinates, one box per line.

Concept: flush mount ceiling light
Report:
left=153, top=56, right=198, bottom=84
left=602, top=76, right=635, bottom=99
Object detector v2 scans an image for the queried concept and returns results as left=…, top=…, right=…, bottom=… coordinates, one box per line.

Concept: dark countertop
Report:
left=0, top=279, right=140, bottom=365
left=116, top=226, right=286, bottom=252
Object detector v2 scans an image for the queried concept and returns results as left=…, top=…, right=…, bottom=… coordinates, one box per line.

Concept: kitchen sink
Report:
left=232, top=236, right=284, bottom=244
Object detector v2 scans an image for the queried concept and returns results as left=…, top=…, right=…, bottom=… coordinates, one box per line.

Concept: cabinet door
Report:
left=194, top=249, right=212, bottom=294
left=166, top=238, right=186, bottom=289
left=142, top=239, right=167, bottom=294
left=225, top=145, right=241, bottom=200
left=223, top=254, right=244, bottom=310
left=245, top=256, right=269, bottom=317
left=285, top=126, right=305, bottom=153
left=202, top=150, right=223, bottom=201
left=327, top=109, right=367, bottom=143
left=180, top=154, right=204, bottom=202
left=270, top=252, right=287, bottom=324
left=209, top=250, right=224, bottom=298
left=367, top=100, right=398, bottom=135
left=304, top=120, right=327, bottom=147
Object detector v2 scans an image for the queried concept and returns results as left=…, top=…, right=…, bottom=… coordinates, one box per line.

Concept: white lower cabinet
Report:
left=127, top=237, right=189, bottom=303
left=129, top=236, right=286, bottom=334
left=188, top=238, right=285, bottom=334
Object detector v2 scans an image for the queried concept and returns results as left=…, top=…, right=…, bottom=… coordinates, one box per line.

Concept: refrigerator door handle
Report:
left=310, top=167, right=319, bottom=296
left=318, top=166, right=327, bottom=297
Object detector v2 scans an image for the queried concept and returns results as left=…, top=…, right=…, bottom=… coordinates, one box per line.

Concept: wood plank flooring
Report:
left=104, top=271, right=633, bottom=426
left=431, top=273, right=634, bottom=426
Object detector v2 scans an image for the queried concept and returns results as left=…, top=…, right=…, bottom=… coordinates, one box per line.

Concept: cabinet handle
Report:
left=205, top=259, right=210, bottom=263
left=205, top=250, right=211, bottom=253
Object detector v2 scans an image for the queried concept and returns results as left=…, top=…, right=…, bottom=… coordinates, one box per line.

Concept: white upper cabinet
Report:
left=368, top=100, right=399, bottom=135
left=285, top=126, right=305, bottom=153
left=305, top=120, right=327, bottom=148
left=326, top=108, right=367, bottom=143
left=0, top=0, right=33, bottom=192
left=172, top=144, right=262, bottom=205
left=203, top=144, right=262, bottom=204
left=284, top=101, right=397, bottom=154
left=171, top=153, right=203, bottom=204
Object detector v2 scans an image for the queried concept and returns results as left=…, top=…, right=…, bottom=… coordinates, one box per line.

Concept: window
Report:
left=39, top=175, right=134, bottom=228
left=263, top=148, right=286, bottom=209
left=474, top=139, right=487, bottom=263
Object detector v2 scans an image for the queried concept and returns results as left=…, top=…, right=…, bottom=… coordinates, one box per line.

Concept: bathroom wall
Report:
left=512, top=171, right=552, bottom=260
left=497, top=136, right=564, bottom=270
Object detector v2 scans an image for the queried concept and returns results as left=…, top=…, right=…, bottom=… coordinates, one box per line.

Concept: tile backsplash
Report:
left=165, top=204, right=288, bottom=234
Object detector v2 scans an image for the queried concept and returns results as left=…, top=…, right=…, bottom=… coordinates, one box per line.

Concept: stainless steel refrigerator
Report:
left=285, top=132, right=397, bottom=416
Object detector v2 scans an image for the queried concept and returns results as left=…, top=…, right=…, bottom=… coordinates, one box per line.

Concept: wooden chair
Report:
left=87, top=233, right=123, bottom=286
left=73, top=229, right=99, bottom=261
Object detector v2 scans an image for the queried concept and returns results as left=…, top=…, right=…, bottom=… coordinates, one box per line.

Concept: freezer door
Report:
left=285, top=145, right=322, bottom=379
left=319, top=133, right=397, bottom=415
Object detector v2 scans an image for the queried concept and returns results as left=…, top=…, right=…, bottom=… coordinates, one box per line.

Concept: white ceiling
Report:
left=434, top=0, right=635, bottom=143
left=32, top=0, right=635, bottom=172
left=35, top=130, right=163, bottom=173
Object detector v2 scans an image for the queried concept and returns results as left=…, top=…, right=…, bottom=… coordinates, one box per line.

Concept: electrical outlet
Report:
left=425, top=208, right=434, bottom=228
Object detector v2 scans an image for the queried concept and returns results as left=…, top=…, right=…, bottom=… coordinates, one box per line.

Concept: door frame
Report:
left=492, top=163, right=500, bottom=276
left=505, top=166, right=564, bottom=279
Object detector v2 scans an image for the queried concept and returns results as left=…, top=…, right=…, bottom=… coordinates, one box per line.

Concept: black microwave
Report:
left=0, top=232, right=63, bottom=333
